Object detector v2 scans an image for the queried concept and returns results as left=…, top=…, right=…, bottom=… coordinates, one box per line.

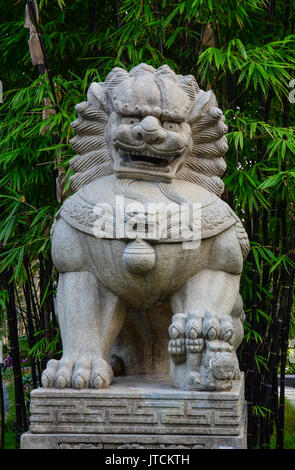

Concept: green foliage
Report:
left=29, top=325, right=61, bottom=360
left=0, top=0, right=293, bottom=281
left=270, top=399, right=295, bottom=449
left=3, top=377, right=27, bottom=449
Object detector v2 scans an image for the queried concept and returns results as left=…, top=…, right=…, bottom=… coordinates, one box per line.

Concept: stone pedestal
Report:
left=21, top=374, right=247, bottom=449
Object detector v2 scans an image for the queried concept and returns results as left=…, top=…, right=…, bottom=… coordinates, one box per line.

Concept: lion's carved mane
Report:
left=69, top=64, right=228, bottom=197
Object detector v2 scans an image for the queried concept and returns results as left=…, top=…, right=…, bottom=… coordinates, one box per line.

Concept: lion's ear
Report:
left=188, top=90, right=217, bottom=123
left=87, top=82, right=109, bottom=112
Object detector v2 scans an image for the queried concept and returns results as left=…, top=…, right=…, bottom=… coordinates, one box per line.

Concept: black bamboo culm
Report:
left=22, top=278, right=38, bottom=389
left=0, top=365, right=4, bottom=449
left=278, top=261, right=295, bottom=447
left=26, top=0, right=58, bottom=108
left=89, top=0, right=99, bottom=58
left=247, top=220, right=259, bottom=448
left=0, top=268, right=28, bottom=444
left=115, top=0, right=126, bottom=64
left=38, top=253, right=54, bottom=371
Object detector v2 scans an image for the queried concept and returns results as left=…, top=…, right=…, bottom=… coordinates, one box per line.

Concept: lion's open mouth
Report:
left=118, top=148, right=181, bottom=168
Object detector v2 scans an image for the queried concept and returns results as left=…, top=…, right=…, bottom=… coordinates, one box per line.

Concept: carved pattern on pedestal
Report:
left=57, top=442, right=204, bottom=449
left=59, top=443, right=103, bottom=449
left=29, top=388, right=243, bottom=436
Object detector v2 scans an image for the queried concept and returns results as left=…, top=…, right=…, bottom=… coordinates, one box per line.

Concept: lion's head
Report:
left=69, top=63, right=228, bottom=196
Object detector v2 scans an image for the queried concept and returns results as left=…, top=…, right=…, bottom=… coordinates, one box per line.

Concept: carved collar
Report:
left=57, top=190, right=237, bottom=243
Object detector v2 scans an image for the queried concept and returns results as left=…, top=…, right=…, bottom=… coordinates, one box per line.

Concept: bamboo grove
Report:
left=0, top=0, right=294, bottom=449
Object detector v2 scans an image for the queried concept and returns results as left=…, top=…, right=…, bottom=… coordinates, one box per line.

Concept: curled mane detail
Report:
left=69, top=64, right=228, bottom=196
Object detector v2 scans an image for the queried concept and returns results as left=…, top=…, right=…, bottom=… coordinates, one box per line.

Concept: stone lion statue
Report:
left=42, top=64, right=249, bottom=392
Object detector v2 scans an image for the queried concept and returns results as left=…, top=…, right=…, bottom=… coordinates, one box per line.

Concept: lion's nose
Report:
left=141, top=116, right=161, bottom=132
left=131, top=116, right=167, bottom=144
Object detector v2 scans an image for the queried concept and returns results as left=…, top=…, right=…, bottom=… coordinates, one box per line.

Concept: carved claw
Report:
left=219, top=315, right=234, bottom=342
left=56, top=374, right=69, bottom=389
left=202, top=312, right=220, bottom=340
left=41, top=371, right=50, bottom=388
left=168, top=314, right=186, bottom=339
left=168, top=338, right=186, bottom=356
left=72, top=357, right=91, bottom=389
left=54, top=358, right=74, bottom=388
left=41, top=359, right=59, bottom=388
left=202, top=313, right=234, bottom=343
left=91, top=375, right=106, bottom=389
left=185, top=338, right=204, bottom=353
left=168, top=313, right=187, bottom=361
left=90, top=358, right=113, bottom=389
left=185, top=313, right=204, bottom=353
left=73, top=373, right=88, bottom=389
left=169, top=325, right=183, bottom=339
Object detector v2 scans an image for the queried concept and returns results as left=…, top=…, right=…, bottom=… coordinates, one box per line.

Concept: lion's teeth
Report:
left=117, top=146, right=180, bottom=167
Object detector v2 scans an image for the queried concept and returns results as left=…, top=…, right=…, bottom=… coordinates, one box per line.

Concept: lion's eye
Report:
left=121, top=117, right=140, bottom=125
left=162, top=121, right=180, bottom=132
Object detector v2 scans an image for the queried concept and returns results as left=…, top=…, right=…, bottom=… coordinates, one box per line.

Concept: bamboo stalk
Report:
left=115, top=0, right=126, bottom=64
left=278, top=259, right=295, bottom=448
left=0, top=268, right=27, bottom=442
left=27, top=263, right=41, bottom=325
left=247, top=220, right=259, bottom=447
left=22, top=278, right=38, bottom=389
left=24, top=258, right=42, bottom=388
left=26, top=0, right=58, bottom=108
left=89, top=0, right=99, bottom=58
left=38, top=254, right=54, bottom=368
left=256, top=89, right=274, bottom=448
left=0, top=366, right=4, bottom=449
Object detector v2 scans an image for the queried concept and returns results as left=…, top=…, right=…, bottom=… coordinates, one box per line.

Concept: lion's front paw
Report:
left=41, top=356, right=113, bottom=389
